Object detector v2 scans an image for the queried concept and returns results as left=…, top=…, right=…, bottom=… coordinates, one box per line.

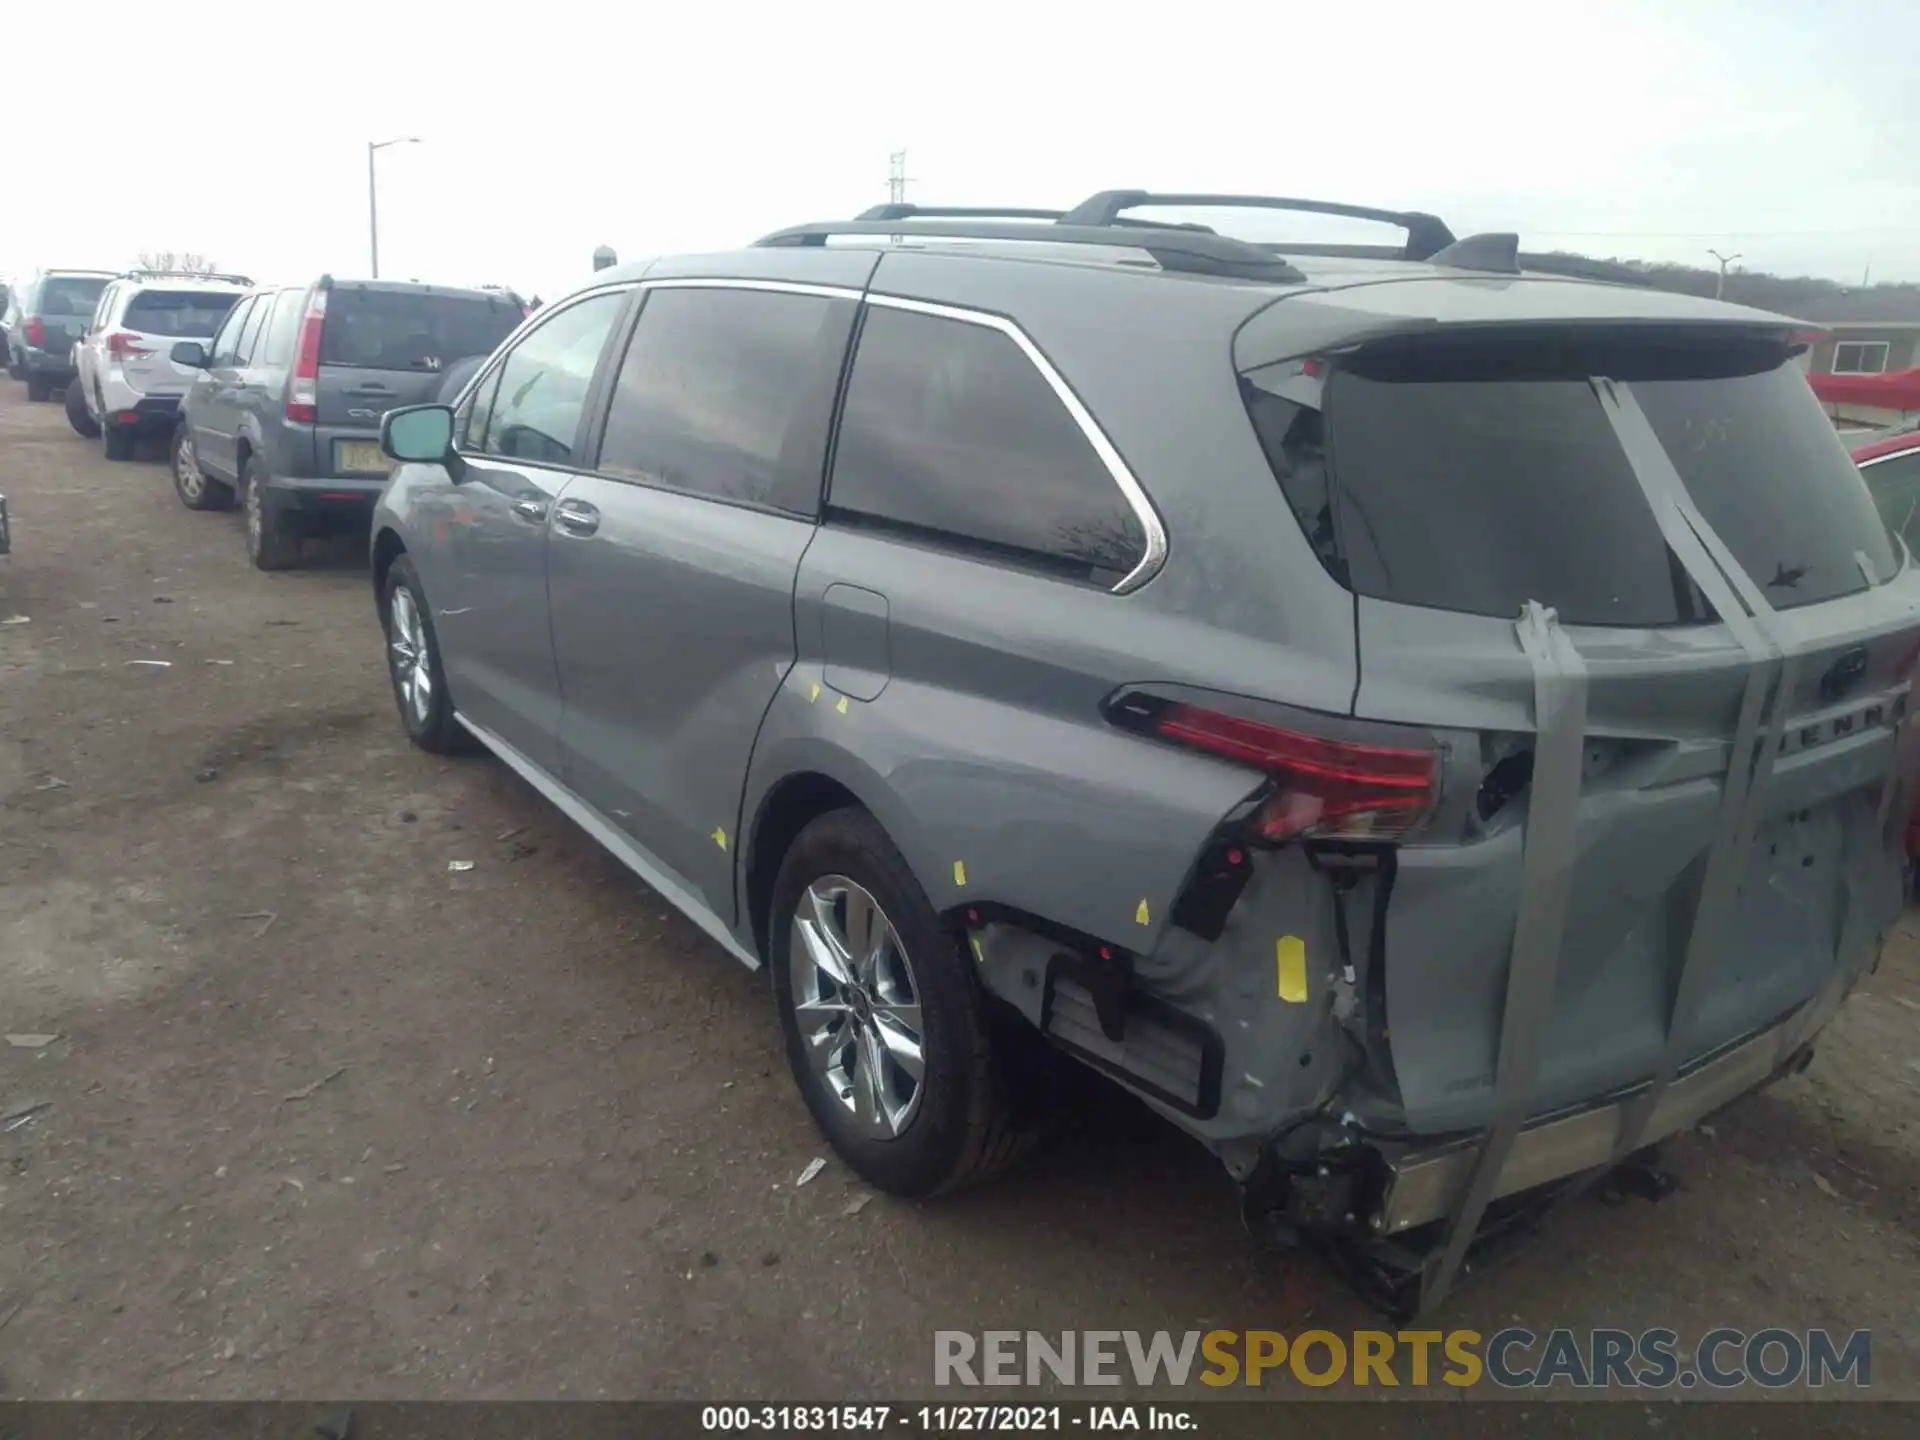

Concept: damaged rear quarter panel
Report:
left=741, top=531, right=1265, bottom=953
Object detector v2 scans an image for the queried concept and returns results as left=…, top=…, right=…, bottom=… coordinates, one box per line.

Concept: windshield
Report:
left=1244, top=340, right=1897, bottom=626
left=319, top=289, right=522, bottom=373
left=124, top=290, right=240, bottom=338
left=39, top=276, right=108, bottom=316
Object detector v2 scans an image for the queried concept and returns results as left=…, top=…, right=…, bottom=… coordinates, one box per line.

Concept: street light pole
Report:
left=367, top=137, right=421, bottom=279
left=1707, top=248, right=1743, bottom=302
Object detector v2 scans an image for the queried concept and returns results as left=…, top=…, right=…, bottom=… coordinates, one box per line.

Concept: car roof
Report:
left=118, top=273, right=251, bottom=291
left=319, top=277, right=513, bottom=301
left=584, top=191, right=1803, bottom=357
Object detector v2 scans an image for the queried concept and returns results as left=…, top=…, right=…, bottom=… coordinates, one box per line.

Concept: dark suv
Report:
left=366, top=194, right=1920, bottom=1316
left=9, top=269, right=114, bottom=401
left=169, top=277, right=525, bottom=570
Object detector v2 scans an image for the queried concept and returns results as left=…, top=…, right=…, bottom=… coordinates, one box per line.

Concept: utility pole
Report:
left=367, top=136, right=422, bottom=278
left=1707, top=248, right=1743, bottom=301
left=887, top=151, right=911, bottom=205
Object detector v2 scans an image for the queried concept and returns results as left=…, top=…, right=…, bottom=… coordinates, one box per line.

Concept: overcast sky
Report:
left=4, top=0, right=1914, bottom=300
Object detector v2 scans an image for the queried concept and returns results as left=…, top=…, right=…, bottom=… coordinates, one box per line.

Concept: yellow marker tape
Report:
left=1277, top=935, right=1308, bottom=1002
left=1135, top=899, right=1151, bottom=926
left=835, top=696, right=849, bottom=715
left=808, top=681, right=821, bottom=703
left=969, top=935, right=985, bottom=964
left=953, top=860, right=967, bottom=886
left=711, top=827, right=728, bottom=852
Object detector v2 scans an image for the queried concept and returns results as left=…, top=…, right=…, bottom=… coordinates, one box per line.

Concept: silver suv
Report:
left=366, top=193, right=1920, bottom=1314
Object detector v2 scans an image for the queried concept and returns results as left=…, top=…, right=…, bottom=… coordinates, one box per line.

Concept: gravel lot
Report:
left=2, top=382, right=1919, bottom=1401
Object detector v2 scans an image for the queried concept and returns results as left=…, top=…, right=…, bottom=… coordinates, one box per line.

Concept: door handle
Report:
left=553, top=499, right=600, bottom=536
left=511, top=498, right=549, bottom=523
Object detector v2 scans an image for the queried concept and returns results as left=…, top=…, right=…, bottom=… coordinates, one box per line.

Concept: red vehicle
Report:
left=1852, top=427, right=1920, bottom=873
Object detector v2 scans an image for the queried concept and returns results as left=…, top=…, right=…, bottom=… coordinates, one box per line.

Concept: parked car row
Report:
left=355, top=192, right=1919, bottom=1317
left=10, top=265, right=527, bottom=571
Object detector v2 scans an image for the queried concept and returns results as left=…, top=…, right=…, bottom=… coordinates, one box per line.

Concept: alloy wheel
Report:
left=387, top=587, right=434, bottom=726
left=790, top=876, right=926, bottom=1139
left=174, top=435, right=202, bottom=501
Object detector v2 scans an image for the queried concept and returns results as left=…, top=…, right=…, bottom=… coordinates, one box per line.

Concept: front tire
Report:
left=242, top=459, right=301, bottom=570
left=770, top=808, right=1031, bottom=1197
left=64, top=380, right=100, bottom=438
left=171, top=427, right=233, bottom=511
left=380, top=554, right=465, bottom=753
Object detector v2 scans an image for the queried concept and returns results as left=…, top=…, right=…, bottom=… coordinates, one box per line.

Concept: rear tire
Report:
left=380, top=554, right=466, bottom=754
left=103, top=424, right=136, bottom=461
left=64, top=380, right=100, bottom=438
left=26, top=373, right=52, bottom=403
left=770, top=808, right=1033, bottom=1197
left=242, top=459, right=301, bottom=571
left=171, top=427, right=232, bottom=511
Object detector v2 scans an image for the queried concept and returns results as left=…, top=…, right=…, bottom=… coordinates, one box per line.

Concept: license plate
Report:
left=336, top=441, right=391, bottom=476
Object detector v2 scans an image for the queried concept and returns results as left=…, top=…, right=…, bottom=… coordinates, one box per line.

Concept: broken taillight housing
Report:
left=1114, top=696, right=1438, bottom=843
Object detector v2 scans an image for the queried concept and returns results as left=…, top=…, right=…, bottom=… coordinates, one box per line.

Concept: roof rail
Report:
left=756, top=219, right=1305, bottom=282
left=1058, top=191, right=1457, bottom=261
left=121, top=268, right=254, bottom=286
left=856, top=203, right=1218, bottom=233
left=857, top=203, right=1065, bottom=222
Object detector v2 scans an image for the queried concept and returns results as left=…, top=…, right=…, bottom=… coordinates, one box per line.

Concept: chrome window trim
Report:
left=639, top=277, right=865, bottom=303
left=862, top=292, right=1168, bottom=594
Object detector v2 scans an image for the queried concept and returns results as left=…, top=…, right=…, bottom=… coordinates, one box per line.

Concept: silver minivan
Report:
left=365, top=195, right=1920, bottom=1315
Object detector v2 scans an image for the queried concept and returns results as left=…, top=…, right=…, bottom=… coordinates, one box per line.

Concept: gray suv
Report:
left=169, top=277, right=524, bottom=569
left=8, top=269, right=114, bottom=400
left=366, top=194, right=1920, bottom=1315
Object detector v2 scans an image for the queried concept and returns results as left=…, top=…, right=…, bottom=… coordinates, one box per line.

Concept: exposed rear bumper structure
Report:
left=1375, top=974, right=1843, bottom=1236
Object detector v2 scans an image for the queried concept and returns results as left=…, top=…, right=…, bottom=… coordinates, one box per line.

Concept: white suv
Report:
left=68, top=271, right=250, bottom=460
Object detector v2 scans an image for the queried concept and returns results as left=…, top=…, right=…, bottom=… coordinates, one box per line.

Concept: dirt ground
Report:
left=1, top=382, right=1918, bottom=1404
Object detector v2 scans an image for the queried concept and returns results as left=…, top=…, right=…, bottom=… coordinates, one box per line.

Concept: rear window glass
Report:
left=319, top=290, right=521, bottom=373
left=38, top=276, right=107, bottom=316
left=1246, top=341, right=1897, bottom=626
left=124, top=290, right=239, bottom=338
left=1633, top=364, right=1897, bottom=609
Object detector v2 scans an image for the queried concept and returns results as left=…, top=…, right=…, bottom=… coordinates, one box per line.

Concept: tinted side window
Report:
left=256, top=290, right=305, bottom=369
left=210, top=296, right=256, bottom=367
left=1863, top=451, right=1920, bottom=549
left=596, top=287, right=855, bottom=514
left=234, top=297, right=272, bottom=366
left=475, top=291, right=625, bottom=466
left=827, top=306, right=1146, bottom=576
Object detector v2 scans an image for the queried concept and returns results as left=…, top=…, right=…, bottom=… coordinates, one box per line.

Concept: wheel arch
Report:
left=371, top=526, right=407, bottom=613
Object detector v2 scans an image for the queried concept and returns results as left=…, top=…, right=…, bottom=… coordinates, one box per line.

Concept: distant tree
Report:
left=135, top=251, right=221, bottom=275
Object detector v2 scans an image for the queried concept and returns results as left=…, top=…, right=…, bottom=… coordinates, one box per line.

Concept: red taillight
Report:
left=1135, top=700, right=1437, bottom=843
left=286, top=288, right=329, bottom=423
left=106, top=331, right=150, bottom=361
left=23, top=316, right=44, bottom=347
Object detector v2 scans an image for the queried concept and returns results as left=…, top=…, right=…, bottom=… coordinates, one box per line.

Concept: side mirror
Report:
left=171, top=341, right=209, bottom=368
left=382, top=404, right=456, bottom=464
